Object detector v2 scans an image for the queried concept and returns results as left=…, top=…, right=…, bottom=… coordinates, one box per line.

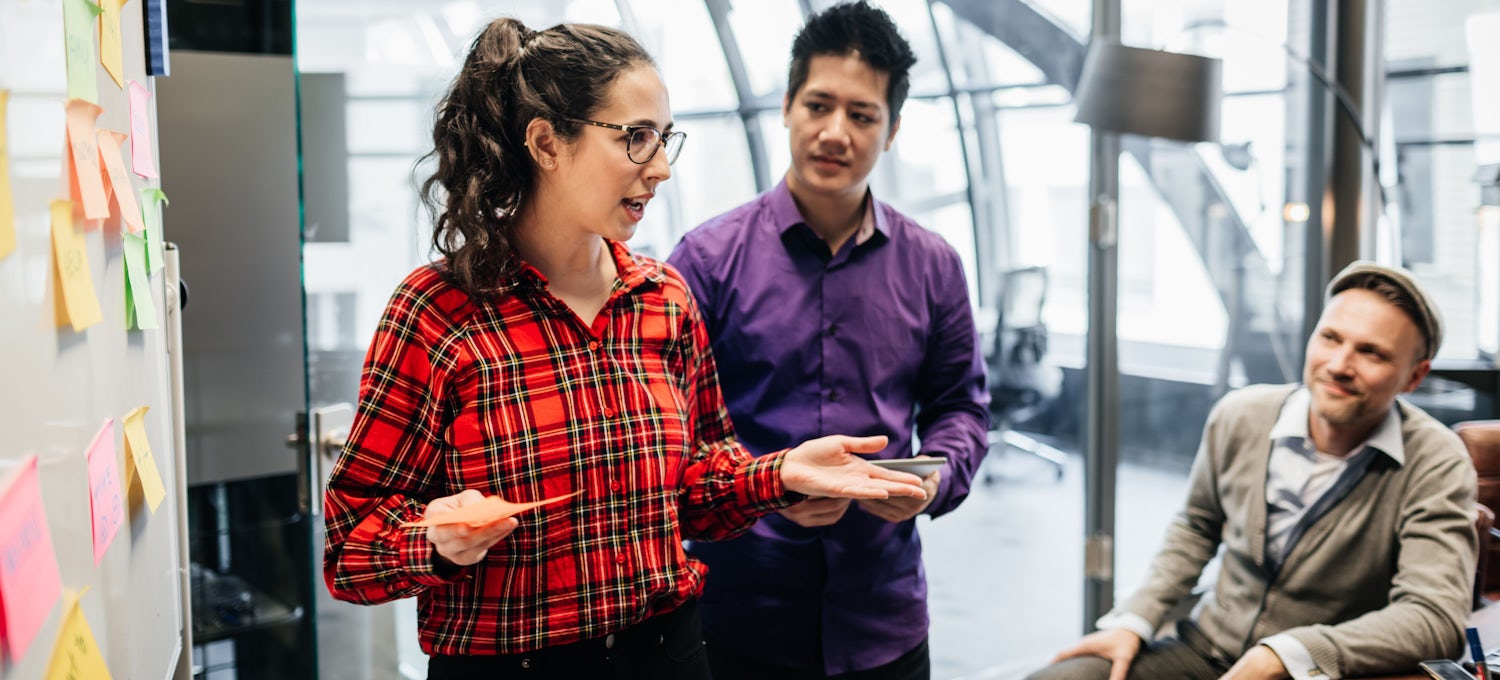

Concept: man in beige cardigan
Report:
left=1030, top=262, right=1477, bottom=680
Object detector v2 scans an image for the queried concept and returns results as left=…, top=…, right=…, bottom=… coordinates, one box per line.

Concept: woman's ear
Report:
left=524, top=117, right=559, bottom=169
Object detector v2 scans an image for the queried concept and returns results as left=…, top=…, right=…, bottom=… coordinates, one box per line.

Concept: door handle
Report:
left=293, top=403, right=354, bottom=516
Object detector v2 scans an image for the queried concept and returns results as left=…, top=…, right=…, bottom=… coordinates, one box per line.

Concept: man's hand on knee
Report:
left=1051, top=628, right=1143, bottom=680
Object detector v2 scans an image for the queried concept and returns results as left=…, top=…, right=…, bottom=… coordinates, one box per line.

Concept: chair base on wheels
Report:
left=983, top=429, right=1066, bottom=483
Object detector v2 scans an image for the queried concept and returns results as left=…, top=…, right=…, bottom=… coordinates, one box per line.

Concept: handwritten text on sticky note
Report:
left=87, top=420, right=124, bottom=565
left=0, top=455, right=64, bottom=661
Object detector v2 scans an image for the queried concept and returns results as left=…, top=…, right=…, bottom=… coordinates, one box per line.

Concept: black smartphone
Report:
left=1422, top=659, right=1478, bottom=680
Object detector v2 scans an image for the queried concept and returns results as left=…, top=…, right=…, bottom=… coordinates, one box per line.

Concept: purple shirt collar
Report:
left=767, top=177, right=888, bottom=245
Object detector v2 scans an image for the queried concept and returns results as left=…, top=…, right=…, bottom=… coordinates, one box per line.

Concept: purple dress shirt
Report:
left=667, top=179, right=990, bottom=675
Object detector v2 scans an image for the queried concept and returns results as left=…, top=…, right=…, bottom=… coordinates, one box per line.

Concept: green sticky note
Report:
left=139, top=188, right=168, bottom=274
left=123, top=232, right=158, bottom=329
left=63, top=0, right=101, bottom=104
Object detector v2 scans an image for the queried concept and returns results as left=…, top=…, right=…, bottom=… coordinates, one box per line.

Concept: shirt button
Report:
left=610, top=481, right=622, bottom=492
left=616, top=553, right=626, bottom=564
left=588, top=340, right=600, bottom=351
left=827, top=323, right=839, bottom=336
left=603, top=406, right=615, bottom=417
left=828, top=390, right=841, bottom=403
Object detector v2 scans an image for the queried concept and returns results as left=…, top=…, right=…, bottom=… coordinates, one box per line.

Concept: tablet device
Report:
left=869, top=457, right=947, bottom=478
left=1422, top=660, right=1478, bottom=680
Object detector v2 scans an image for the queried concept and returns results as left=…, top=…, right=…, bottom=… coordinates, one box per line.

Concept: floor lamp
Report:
left=1070, top=38, right=1222, bottom=627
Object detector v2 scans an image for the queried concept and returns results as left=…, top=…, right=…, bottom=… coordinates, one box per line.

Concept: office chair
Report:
left=983, top=266, right=1067, bottom=483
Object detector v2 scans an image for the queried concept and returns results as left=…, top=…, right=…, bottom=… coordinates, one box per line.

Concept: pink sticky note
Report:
left=65, top=100, right=110, bottom=221
left=0, top=455, right=63, bottom=661
left=128, top=81, right=158, bottom=178
left=97, top=130, right=144, bottom=234
left=86, top=420, right=124, bottom=566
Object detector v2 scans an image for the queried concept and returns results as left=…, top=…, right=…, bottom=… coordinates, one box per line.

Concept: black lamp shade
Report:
left=1073, top=40, right=1223, bottom=144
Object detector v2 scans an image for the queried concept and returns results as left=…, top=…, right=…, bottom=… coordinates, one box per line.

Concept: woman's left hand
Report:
left=779, top=435, right=927, bottom=500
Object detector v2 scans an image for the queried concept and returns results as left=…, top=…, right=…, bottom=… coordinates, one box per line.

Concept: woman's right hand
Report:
left=424, top=489, right=520, bottom=567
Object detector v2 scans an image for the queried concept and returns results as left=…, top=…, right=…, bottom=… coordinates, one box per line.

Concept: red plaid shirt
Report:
left=323, top=240, right=795, bottom=655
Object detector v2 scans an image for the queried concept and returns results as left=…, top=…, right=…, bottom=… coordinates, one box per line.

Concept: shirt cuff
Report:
left=1259, top=634, right=1320, bottom=680
left=1094, top=610, right=1157, bottom=642
left=401, top=524, right=472, bottom=586
left=740, top=449, right=803, bottom=510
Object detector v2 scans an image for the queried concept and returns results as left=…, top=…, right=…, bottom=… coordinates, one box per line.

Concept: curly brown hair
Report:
left=419, top=19, right=655, bottom=298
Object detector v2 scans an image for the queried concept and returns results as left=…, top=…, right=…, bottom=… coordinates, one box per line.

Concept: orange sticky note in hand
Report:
left=404, top=491, right=582, bottom=528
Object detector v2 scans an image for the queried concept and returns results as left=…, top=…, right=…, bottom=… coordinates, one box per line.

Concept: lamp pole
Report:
left=1083, top=0, right=1121, bottom=631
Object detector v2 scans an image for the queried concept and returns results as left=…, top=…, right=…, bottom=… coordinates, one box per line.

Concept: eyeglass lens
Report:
left=626, top=128, right=684, bottom=165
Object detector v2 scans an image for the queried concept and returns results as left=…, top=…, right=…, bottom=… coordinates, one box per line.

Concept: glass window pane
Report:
left=346, top=100, right=430, bottom=155
left=866, top=0, right=950, bottom=96
left=994, top=105, right=1090, bottom=344
left=873, top=97, right=968, bottom=204
left=1205, top=93, right=1288, bottom=271
left=1386, top=0, right=1500, bottom=69
left=1385, top=0, right=1499, bottom=365
left=632, top=0, right=738, bottom=111
left=758, top=109, right=792, bottom=184
left=636, top=115, right=758, bottom=259
left=1025, top=0, right=1091, bottom=39
left=725, top=0, right=804, bottom=98
left=930, top=2, right=1046, bottom=88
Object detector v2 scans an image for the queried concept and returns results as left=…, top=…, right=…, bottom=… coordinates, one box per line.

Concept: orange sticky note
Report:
left=0, top=455, right=64, bottom=662
left=1, top=90, right=15, bottom=260
left=122, top=407, right=166, bottom=512
left=87, top=420, right=124, bottom=566
left=402, top=491, right=582, bottom=528
left=97, top=130, right=143, bottom=233
left=65, top=100, right=110, bottom=221
left=127, top=81, right=158, bottom=178
left=51, top=200, right=103, bottom=332
left=99, top=0, right=125, bottom=89
left=44, top=590, right=113, bottom=680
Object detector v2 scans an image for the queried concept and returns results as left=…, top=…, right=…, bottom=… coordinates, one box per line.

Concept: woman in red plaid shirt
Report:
left=321, top=17, right=928, bottom=680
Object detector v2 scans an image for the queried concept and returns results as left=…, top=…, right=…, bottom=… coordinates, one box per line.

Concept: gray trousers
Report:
left=1025, top=621, right=1232, bottom=680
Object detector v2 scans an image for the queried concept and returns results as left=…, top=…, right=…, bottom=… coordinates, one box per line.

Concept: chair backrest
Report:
left=997, top=266, right=1047, bottom=331
left=1457, top=420, right=1500, bottom=601
left=990, top=267, right=1059, bottom=419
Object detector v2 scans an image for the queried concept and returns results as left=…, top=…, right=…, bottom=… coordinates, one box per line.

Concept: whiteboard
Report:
left=0, top=0, right=186, bottom=679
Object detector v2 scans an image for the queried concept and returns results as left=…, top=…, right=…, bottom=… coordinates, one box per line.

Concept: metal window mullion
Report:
left=1083, top=0, right=1121, bottom=632
left=704, top=0, right=773, bottom=193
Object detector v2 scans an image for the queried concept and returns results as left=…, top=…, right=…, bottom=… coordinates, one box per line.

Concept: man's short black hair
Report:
left=786, top=1, right=917, bottom=126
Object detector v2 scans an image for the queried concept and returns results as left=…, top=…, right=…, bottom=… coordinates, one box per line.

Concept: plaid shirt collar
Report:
left=503, top=239, right=665, bottom=296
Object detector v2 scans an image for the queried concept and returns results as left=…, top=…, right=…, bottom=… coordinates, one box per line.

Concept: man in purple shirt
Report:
left=667, top=3, right=990, bottom=678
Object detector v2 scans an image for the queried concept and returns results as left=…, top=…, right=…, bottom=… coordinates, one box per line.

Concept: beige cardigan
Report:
left=1113, top=383, right=1477, bottom=678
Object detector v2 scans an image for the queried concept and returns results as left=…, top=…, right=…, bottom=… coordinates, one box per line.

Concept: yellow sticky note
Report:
left=97, top=130, right=144, bottom=234
left=51, top=199, right=103, bottom=332
left=63, top=0, right=102, bottom=104
left=122, top=407, right=166, bottom=513
left=45, top=590, right=113, bottom=680
left=99, top=0, right=125, bottom=89
left=65, top=100, right=110, bottom=221
left=1, top=90, right=15, bottom=260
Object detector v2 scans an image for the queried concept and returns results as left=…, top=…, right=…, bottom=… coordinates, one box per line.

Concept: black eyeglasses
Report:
left=567, top=118, right=686, bottom=165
